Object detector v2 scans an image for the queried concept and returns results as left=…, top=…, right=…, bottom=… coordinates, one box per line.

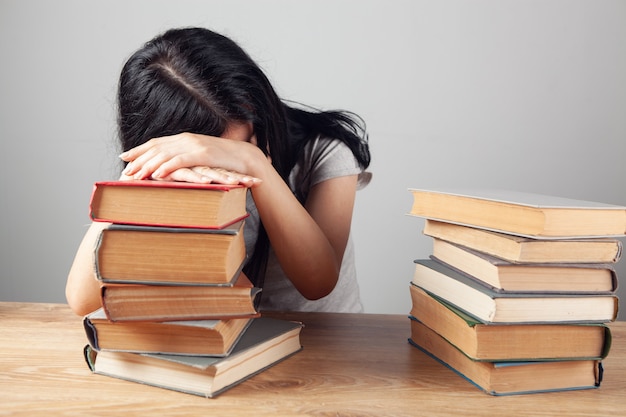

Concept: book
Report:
left=408, top=319, right=603, bottom=395
left=423, top=219, right=623, bottom=264
left=89, top=180, right=248, bottom=229
left=84, top=317, right=303, bottom=398
left=408, top=188, right=626, bottom=238
left=95, top=221, right=246, bottom=286
left=100, top=272, right=261, bottom=322
left=430, top=238, right=618, bottom=293
left=83, top=308, right=252, bottom=356
left=411, top=259, right=618, bottom=324
left=409, top=285, right=612, bottom=361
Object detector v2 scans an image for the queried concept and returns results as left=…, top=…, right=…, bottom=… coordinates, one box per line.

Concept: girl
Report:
left=66, top=27, right=371, bottom=315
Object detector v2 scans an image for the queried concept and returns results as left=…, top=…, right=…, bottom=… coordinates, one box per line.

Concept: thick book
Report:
left=408, top=188, right=626, bottom=238
left=430, top=238, right=618, bottom=293
left=100, top=272, right=261, bottom=322
left=423, top=219, right=623, bottom=264
left=95, top=221, right=246, bottom=286
left=408, top=320, right=603, bottom=395
left=409, top=285, right=612, bottom=362
left=83, top=308, right=252, bottom=356
left=84, top=317, right=303, bottom=398
left=89, top=180, right=248, bottom=229
left=411, top=259, right=618, bottom=324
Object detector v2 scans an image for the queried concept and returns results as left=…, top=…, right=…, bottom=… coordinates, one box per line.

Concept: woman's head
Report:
left=117, top=27, right=370, bottom=288
left=117, top=27, right=291, bottom=177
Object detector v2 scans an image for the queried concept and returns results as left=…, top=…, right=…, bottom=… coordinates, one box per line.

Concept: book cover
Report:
left=100, top=272, right=262, bottom=322
left=89, top=180, right=249, bottom=229
left=430, top=238, right=618, bottom=293
left=409, top=285, right=612, bottom=361
left=423, top=219, right=623, bottom=264
left=408, top=188, right=626, bottom=238
left=84, top=317, right=304, bottom=398
left=95, top=221, right=246, bottom=286
left=411, top=259, right=619, bottom=324
left=83, top=308, right=253, bottom=356
left=408, top=320, right=603, bottom=395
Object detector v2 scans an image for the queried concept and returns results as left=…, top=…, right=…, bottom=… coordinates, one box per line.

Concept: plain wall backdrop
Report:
left=1, top=0, right=625, bottom=318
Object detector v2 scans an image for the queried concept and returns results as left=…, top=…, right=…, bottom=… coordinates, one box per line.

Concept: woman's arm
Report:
left=249, top=159, right=357, bottom=299
left=120, top=133, right=357, bottom=299
left=65, top=221, right=110, bottom=316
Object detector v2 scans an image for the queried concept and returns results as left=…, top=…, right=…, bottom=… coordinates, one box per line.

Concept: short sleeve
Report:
left=288, top=136, right=371, bottom=203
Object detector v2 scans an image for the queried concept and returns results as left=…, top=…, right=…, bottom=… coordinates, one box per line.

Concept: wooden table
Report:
left=1, top=302, right=624, bottom=416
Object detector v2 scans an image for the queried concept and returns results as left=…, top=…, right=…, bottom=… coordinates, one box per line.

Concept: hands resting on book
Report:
left=119, top=125, right=263, bottom=187
left=120, top=165, right=261, bottom=187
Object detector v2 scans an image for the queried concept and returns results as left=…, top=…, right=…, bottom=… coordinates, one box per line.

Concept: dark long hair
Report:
left=117, top=27, right=371, bottom=286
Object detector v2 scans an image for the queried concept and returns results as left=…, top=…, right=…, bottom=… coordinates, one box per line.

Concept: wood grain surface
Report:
left=0, top=302, right=624, bottom=417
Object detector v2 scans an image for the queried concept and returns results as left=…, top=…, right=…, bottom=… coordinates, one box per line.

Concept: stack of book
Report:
left=81, top=180, right=303, bottom=398
left=406, top=188, right=626, bottom=395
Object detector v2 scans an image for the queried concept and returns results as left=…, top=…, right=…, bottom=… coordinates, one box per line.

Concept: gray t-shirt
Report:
left=243, top=136, right=370, bottom=313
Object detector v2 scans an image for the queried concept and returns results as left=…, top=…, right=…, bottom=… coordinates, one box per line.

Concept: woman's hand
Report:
left=141, top=166, right=261, bottom=187
left=119, top=130, right=263, bottom=186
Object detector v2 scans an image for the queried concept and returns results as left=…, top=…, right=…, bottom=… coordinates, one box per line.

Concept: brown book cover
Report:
left=411, top=259, right=618, bottom=324
left=89, top=180, right=248, bottom=229
left=409, top=285, right=611, bottom=362
left=423, top=219, right=623, bottom=264
left=100, top=272, right=261, bottom=322
left=408, top=320, right=603, bottom=395
left=430, top=238, right=618, bottom=293
left=95, top=221, right=246, bottom=286
left=83, top=308, right=253, bottom=356
left=84, top=317, right=303, bottom=398
left=409, top=188, right=626, bottom=238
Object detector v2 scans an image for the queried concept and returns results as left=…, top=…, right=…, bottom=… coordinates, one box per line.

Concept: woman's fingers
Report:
left=120, top=138, right=180, bottom=179
left=120, top=134, right=217, bottom=179
left=191, top=167, right=262, bottom=187
left=149, top=167, right=261, bottom=186
left=118, top=133, right=261, bottom=183
left=189, top=167, right=239, bottom=184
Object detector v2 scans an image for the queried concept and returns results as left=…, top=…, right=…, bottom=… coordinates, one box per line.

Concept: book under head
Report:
left=89, top=180, right=249, bottom=229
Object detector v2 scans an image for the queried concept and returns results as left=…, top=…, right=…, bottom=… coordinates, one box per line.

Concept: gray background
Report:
left=1, top=0, right=625, bottom=318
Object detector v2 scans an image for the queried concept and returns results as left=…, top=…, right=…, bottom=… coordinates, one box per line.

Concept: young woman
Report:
left=66, top=27, right=371, bottom=316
